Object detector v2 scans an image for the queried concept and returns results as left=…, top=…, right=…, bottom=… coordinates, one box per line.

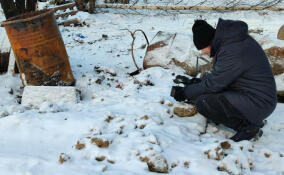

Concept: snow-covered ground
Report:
left=1, top=1, right=284, bottom=174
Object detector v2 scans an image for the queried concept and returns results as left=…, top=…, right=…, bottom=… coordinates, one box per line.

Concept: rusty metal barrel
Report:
left=2, top=9, right=75, bottom=86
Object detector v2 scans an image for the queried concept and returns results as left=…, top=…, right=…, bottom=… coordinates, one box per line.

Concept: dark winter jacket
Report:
left=185, top=18, right=277, bottom=124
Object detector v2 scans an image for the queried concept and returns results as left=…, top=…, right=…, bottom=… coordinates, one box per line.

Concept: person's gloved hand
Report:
left=170, top=86, right=186, bottom=102
left=189, top=77, right=202, bottom=84
left=173, top=75, right=201, bottom=85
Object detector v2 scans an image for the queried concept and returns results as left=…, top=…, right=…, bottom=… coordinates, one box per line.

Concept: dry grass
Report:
left=105, top=115, right=114, bottom=123
left=91, top=138, right=110, bottom=148
left=140, top=115, right=149, bottom=120
left=58, top=153, right=70, bottom=164
left=96, top=156, right=106, bottom=161
left=75, top=141, right=86, bottom=150
left=220, top=141, right=231, bottom=150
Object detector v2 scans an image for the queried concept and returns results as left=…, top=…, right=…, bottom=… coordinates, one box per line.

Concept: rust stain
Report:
left=146, top=41, right=167, bottom=52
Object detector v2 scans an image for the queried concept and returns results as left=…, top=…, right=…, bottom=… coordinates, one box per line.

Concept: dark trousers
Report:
left=192, top=93, right=247, bottom=131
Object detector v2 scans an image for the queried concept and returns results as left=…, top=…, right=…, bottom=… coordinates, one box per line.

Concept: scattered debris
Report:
left=59, top=153, right=71, bottom=164
left=248, top=28, right=263, bottom=35
left=171, top=162, right=178, bottom=169
left=91, top=138, right=110, bottom=148
left=220, top=141, right=231, bottom=150
left=94, top=66, right=117, bottom=76
left=96, top=76, right=105, bottom=84
left=167, top=103, right=173, bottom=107
left=134, top=79, right=154, bottom=86
left=75, top=0, right=95, bottom=13
left=140, top=154, right=169, bottom=173
left=140, top=115, right=149, bottom=120
left=76, top=33, right=86, bottom=39
left=105, top=115, right=114, bottom=123
left=96, top=156, right=106, bottom=161
left=184, top=161, right=190, bottom=168
left=265, top=46, right=284, bottom=59
left=8, top=88, right=13, bottom=95
left=75, top=141, right=86, bottom=150
left=264, top=153, right=271, bottom=158
left=115, top=84, right=122, bottom=89
left=204, top=147, right=225, bottom=161
left=173, top=106, right=197, bottom=117
left=107, top=159, right=115, bottom=164
left=102, top=34, right=108, bottom=40
left=58, top=18, right=88, bottom=27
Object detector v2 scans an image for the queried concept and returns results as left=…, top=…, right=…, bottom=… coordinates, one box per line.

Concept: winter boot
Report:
left=230, top=123, right=263, bottom=142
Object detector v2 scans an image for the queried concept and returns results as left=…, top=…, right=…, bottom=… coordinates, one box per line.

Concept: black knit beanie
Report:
left=192, top=20, right=216, bottom=50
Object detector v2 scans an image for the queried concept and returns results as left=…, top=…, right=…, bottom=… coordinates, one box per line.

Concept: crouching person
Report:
left=172, top=18, right=277, bottom=142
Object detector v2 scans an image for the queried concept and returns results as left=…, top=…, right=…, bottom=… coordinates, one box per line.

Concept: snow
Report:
left=1, top=1, right=284, bottom=175
left=22, top=86, right=78, bottom=108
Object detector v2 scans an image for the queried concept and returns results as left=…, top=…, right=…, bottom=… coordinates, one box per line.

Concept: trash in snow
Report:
left=76, top=33, right=86, bottom=39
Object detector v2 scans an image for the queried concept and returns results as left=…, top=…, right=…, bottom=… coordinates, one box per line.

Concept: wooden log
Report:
left=58, top=18, right=82, bottom=26
left=55, top=10, right=78, bottom=19
left=52, top=2, right=76, bottom=12
left=95, top=4, right=284, bottom=11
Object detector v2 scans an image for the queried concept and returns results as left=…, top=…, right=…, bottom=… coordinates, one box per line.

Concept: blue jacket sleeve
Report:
left=184, top=49, right=244, bottom=99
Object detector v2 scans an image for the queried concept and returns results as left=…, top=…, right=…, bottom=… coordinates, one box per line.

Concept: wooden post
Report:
left=0, top=0, right=18, bottom=19
left=26, top=0, right=38, bottom=12
left=0, top=0, right=37, bottom=20
left=15, top=0, right=26, bottom=14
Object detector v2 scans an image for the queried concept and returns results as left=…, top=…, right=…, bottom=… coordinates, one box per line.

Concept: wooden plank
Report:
left=95, top=4, right=284, bottom=11
left=55, top=10, right=78, bottom=19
